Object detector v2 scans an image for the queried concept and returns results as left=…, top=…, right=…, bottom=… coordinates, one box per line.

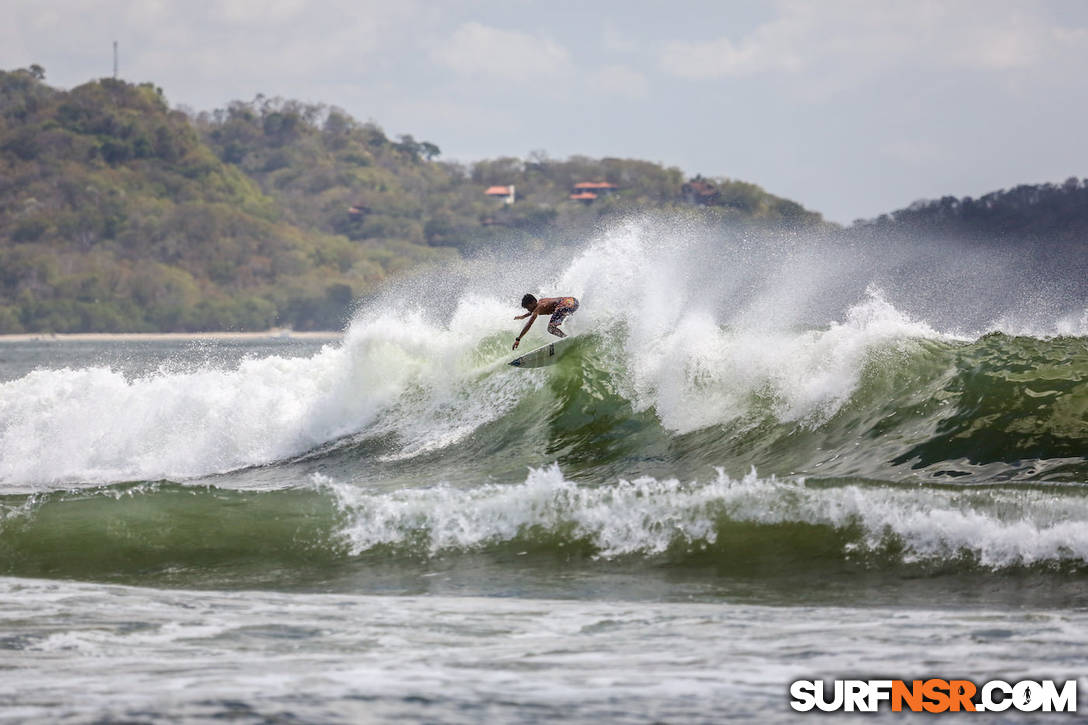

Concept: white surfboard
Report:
left=508, top=336, right=575, bottom=368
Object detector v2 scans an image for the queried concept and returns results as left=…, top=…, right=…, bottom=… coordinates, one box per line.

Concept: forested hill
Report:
left=191, top=96, right=822, bottom=252
left=0, top=67, right=808, bottom=333
left=0, top=69, right=825, bottom=333
left=851, top=180, right=1088, bottom=250
left=0, top=69, right=438, bottom=333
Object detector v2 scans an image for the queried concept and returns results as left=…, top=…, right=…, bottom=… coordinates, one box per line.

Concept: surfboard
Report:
left=508, top=336, right=574, bottom=368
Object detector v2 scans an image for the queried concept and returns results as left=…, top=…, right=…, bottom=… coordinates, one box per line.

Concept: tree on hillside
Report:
left=0, top=70, right=827, bottom=333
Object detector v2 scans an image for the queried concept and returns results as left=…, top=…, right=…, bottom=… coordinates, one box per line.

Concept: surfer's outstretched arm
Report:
left=513, top=312, right=538, bottom=349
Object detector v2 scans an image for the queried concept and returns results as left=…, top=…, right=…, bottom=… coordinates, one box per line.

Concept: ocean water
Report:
left=1, top=218, right=1086, bottom=722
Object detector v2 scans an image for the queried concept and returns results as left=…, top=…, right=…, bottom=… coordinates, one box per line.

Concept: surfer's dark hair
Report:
left=521, top=294, right=537, bottom=309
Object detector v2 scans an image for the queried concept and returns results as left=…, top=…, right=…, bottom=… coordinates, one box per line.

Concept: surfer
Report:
left=513, top=294, right=579, bottom=349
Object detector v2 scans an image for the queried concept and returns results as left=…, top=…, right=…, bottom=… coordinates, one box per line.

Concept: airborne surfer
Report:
left=512, top=294, right=579, bottom=349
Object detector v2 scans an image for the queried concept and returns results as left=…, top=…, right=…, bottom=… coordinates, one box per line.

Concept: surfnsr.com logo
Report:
left=789, top=679, right=1078, bottom=713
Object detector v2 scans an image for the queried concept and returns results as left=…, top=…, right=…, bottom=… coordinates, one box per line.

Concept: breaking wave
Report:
left=0, top=215, right=1084, bottom=584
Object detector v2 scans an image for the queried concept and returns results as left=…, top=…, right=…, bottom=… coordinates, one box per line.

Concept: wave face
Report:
left=0, top=217, right=1085, bottom=587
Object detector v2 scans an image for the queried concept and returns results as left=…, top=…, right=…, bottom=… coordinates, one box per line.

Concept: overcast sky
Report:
left=4, top=0, right=1087, bottom=222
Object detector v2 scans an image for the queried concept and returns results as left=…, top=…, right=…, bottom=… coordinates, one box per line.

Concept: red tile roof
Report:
left=484, top=186, right=512, bottom=196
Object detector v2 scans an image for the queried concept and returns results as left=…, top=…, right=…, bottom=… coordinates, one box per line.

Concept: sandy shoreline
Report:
left=0, top=329, right=343, bottom=342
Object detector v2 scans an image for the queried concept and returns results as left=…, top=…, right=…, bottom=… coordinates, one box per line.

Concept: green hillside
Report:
left=852, top=179, right=1088, bottom=247
left=0, top=68, right=825, bottom=333
left=194, top=96, right=824, bottom=253
left=0, top=68, right=432, bottom=332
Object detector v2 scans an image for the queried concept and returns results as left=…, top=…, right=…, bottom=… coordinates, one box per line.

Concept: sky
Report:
left=3, top=0, right=1087, bottom=223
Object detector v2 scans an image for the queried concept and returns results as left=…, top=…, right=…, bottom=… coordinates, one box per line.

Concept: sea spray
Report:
left=0, top=216, right=1083, bottom=491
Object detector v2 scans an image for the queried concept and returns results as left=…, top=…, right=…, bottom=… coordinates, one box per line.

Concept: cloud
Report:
left=213, top=0, right=310, bottom=25
left=660, top=0, right=1088, bottom=83
left=431, top=22, right=571, bottom=80
left=880, top=138, right=943, bottom=167
left=586, top=65, right=649, bottom=100
left=603, top=23, right=637, bottom=54
left=0, top=0, right=420, bottom=104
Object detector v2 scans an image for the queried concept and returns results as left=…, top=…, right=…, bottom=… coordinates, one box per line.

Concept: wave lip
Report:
left=0, top=297, right=523, bottom=489
left=4, top=465, right=1088, bottom=585
left=318, top=464, right=1088, bottom=571
left=0, top=309, right=1083, bottom=491
left=620, top=287, right=952, bottom=435
left=0, top=218, right=1083, bottom=491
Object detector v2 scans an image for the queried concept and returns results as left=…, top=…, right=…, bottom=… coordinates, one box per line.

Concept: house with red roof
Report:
left=682, top=178, right=720, bottom=205
left=568, top=181, right=618, bottom=203
left=484, top=185, right=516, bottom=204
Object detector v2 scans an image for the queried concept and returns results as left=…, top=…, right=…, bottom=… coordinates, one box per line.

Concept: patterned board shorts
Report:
left=549, top=297, right=579, bottom=327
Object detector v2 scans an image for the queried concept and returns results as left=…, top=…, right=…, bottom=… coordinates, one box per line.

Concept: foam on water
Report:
left=9, top=577, right=1088, bottom=723
left=0, top=294, right=528, bottom=488
left=318, top=464, right=1088, bottom=569
left=0, top=216, right=1080, bottom=490
left=620, top=286, right=950, bottom=432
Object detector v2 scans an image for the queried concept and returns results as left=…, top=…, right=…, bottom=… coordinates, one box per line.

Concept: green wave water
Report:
left=0, top=222, right=1085, bottom=597
left=1, top=331, right=1084, bottom=590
